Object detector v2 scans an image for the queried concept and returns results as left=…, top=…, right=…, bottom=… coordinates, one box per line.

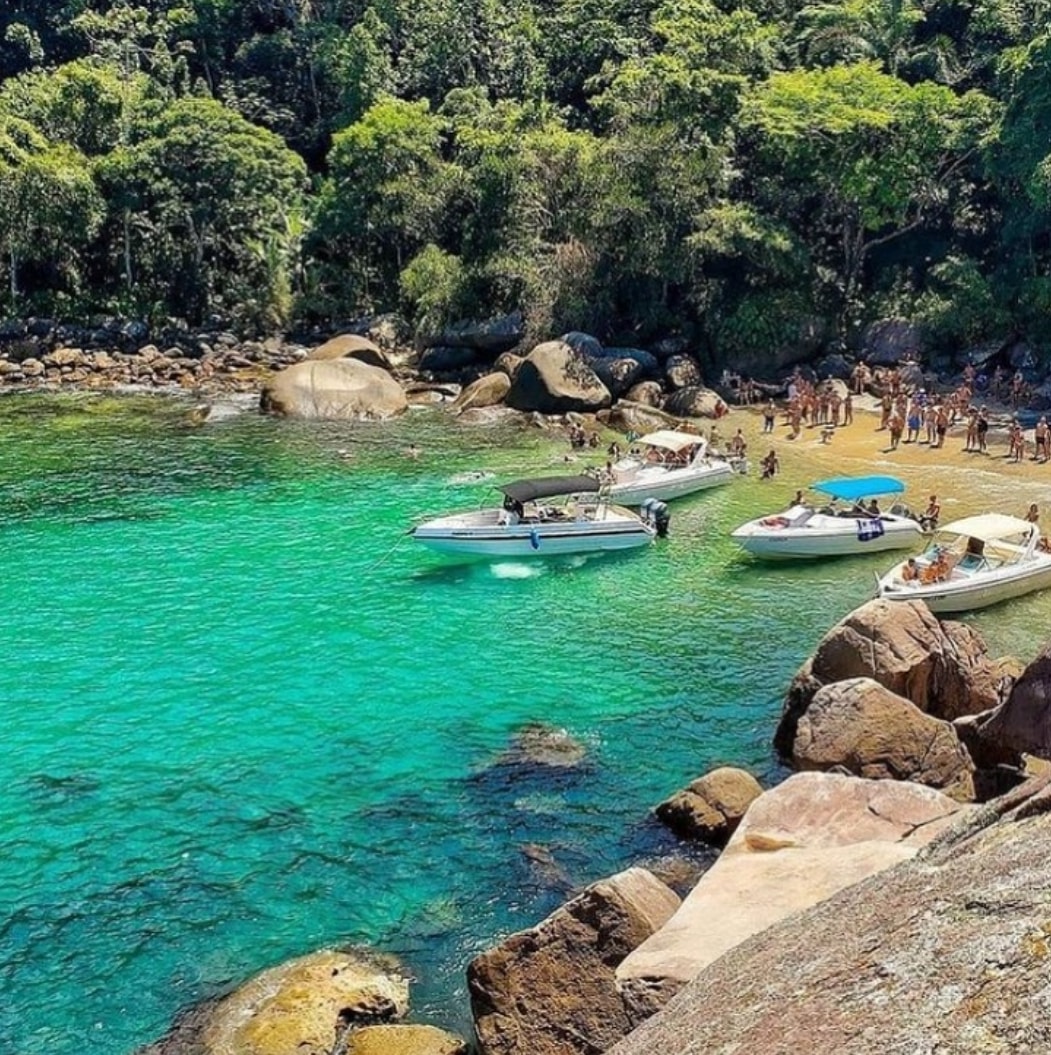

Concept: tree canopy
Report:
left=0, top=0, right=1048, bottom=359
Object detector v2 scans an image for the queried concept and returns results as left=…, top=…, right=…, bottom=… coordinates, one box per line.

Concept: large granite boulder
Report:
left=468, top=867, right=680, bottom=1055
left=662, top=386, right=727, bottom=419
left=623, top=381, right=663, bottom=407
left=493, top=352, right=523, bottom=379
left=451, top=372, right=510, bottom=413
left=968, top=641, right=1051, bottom=761
left=431, top=313, right=525, bottom=354
left=863, top=317, right=925, bottom=366
left=610, top=775, right=1051, bottom=1055
left=656, top=767, right=763, bottom=846
left=142, top=949, right=410, bottom=1055
left=505, top=341, right=611, bottom=414
left=261, top=359, right=407, bottom=420
left=664, top=355, right=702, bottom=390
left=418, top=346, right=479, bottom=373
left=590, top=356, right=643, bottom=398
left=615, top=773, right=967, bottom=1025
left=560, top=331, right=604, bottom=358
left=307, top=334, right=391, bottom=371
left=790, top=677, right=975, bottom=800
left=778, top=599, right=1007, bottom=757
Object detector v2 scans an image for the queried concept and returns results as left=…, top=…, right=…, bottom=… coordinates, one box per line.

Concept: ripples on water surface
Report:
left=1, top=392, right=1048, bottom=1054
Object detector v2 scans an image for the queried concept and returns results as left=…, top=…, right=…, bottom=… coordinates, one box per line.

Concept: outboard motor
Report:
left=640, top=497, right=671, bottom=538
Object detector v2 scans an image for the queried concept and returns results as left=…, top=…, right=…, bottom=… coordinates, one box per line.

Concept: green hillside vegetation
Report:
left=1, top=1, right=1049, bottom=364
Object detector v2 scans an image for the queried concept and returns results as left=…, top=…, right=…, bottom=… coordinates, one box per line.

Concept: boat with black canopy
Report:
left=411, top=474, right=657, bottom=558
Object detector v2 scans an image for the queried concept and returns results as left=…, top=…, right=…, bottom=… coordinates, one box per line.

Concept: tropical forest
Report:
left=3, top=0, right=1051, bottom=369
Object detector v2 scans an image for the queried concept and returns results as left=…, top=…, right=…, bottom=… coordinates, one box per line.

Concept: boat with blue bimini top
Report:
left=876, top=514, right=1051, bottom=613
left=731, top=475, right=925, bottom=560
left=411, top=474, right=658, bottom=559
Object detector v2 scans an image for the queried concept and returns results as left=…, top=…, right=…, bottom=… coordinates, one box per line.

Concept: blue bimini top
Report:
left=810, top=475, right=906, bottom=501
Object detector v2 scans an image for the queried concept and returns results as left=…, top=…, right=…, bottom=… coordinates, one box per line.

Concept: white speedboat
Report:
left=604, top=430, right=741, bottom=505
left=731, top=475, right=924, bottom=560
left=876, top=514, right=1051, bottom=613
left=412, top=475, right=657, bottom=558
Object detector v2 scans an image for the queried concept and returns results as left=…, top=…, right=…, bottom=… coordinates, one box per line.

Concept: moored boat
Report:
left=731, top=475, right=924, bottom=560
left=875, top=513, right=1051, bottom=612
left=603, top=430, right=741, bottom=504
left=412, top=475, right=657, bottom=558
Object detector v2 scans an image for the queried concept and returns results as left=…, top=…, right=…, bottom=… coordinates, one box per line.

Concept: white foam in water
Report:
left=447, top=470, right=495, bottom=485
left=488, top=562, right=542, bottom=579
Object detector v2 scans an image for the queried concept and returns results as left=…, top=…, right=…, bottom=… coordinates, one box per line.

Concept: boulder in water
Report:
left=261, top=359, right=407, bottom=420
left=307, top=334, right=392, bottom=371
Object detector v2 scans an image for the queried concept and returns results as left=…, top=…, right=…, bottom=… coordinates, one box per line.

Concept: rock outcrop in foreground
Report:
left=789, top=677, right=975, bottom=800
left=467, top=867, right=680, bottom=1055
left=610, top=775, right=1051, bottom=1055
left=615, top=773, right=967, bottom=1023
left=778, top=598, right=1009, bottom=758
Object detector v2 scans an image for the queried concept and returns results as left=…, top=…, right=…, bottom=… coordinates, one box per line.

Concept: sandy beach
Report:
left=723, top=397, right=1051, bottom=527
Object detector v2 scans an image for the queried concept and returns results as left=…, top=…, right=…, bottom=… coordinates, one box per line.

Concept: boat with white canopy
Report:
left=731, top=475, right=924, bottom=560
left=603, top=429, right=740, bottom=505
left=875, top=513, right=1051, bottom=612
left=412, top=475, right=657, bottom=558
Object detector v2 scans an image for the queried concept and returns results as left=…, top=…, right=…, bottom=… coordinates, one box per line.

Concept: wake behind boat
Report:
left=603, top=429, right=741, bottom=505
left=412, top=474, right=657, bottom=558
left=876, top=514, right=1051, bottom=612
left=731, top=475, right=924, bottom=560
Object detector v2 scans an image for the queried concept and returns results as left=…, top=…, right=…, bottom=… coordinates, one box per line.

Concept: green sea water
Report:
left=2, top=392, right=1048, bottom=1055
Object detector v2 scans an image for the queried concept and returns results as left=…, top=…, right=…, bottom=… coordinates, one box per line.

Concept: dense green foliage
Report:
left=1, top=1, right=1050, bottom=359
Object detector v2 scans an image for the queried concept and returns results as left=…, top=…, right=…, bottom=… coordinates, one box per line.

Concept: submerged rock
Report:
left=468, top=867, right=680, bottom=1055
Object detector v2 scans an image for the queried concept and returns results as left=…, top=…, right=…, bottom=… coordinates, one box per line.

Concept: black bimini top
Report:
left=498, top=475, right=601, bottom=502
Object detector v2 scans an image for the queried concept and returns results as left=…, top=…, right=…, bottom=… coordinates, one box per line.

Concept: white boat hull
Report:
left=877, top=559, right=1051, bottom=612
left=732, top=510, right=923, bottom=560
left=413, top=506, right=655, bottom=558
left=608, top=462, right=736, bottom=505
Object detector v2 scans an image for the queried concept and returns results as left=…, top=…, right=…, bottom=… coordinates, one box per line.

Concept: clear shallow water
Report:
left=2, top=393, right=1048, bottom=1054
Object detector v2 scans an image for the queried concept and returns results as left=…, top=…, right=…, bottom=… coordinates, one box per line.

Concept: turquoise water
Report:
left=2, top=393, right=1047, bottom=1055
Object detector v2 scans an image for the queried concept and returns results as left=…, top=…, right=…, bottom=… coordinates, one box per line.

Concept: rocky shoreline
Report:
left=132, top=595, right=1051, bottom=1055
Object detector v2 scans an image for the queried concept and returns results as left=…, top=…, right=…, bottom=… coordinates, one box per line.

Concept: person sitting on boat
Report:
left=922, top=550, right=951, bottom=584
left=499, top=496, right=524, bottom=525
left=867, top=499, right=881, bottom=517
left=902, top=558, right=921, bottom=582
left=920, top=495, right=941, bottom=531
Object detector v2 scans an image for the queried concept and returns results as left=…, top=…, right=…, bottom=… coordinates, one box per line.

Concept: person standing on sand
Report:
left=843, top=392, right=853, bottom=425
left=977, top=406, right=990, bottom=454
left=879, top=393, right=892, bottom=430
left=1036, top=417, right=1049, bottom=463
left=935, top=405, right=948, bottom=448
left=889, top=409, right=904, bottom=450
left=964, top=410, right=978, bottom=452
left=763, top=400, right=776, bottom=433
